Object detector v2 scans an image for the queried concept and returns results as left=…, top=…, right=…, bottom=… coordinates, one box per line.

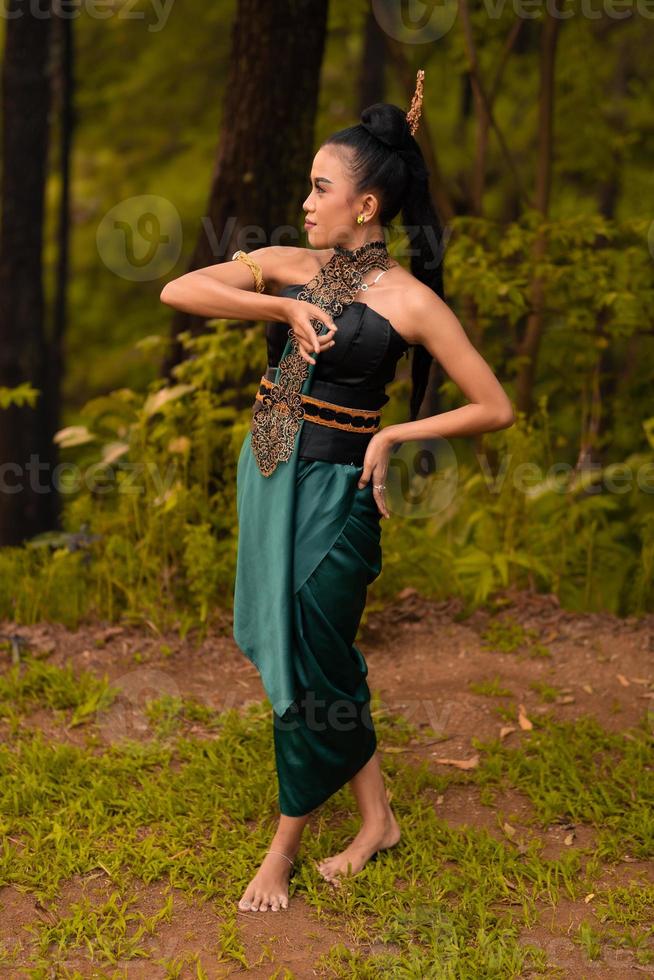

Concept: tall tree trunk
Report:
left=357, top=5, right=386, bottom=113
left=515, top=2, right=564, bottom=416
left=47, top=9, right=75, bottom=536
left=0, top=1, right=54, bottom=545
left=162, top=0, right=329, bottom=378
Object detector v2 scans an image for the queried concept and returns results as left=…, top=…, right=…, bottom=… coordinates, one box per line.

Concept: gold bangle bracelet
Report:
left=232, top=250, right=265, bottom=293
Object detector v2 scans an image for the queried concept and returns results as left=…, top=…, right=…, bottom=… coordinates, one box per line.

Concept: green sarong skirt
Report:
left=233, top=342, right=382, bottom=816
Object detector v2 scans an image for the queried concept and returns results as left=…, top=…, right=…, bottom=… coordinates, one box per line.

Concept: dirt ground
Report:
left=1, top=588, right=653, bottom=978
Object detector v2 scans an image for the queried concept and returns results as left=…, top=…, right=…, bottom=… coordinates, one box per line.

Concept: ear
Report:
left=361, top=190, right=380, bottom=222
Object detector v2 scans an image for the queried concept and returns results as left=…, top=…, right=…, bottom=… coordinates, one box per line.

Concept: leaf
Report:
left=616, top=674, right=630, bottom=687
left=168, top=436, right=191, bottom=455
left=499, top=725, right=516, bottom=739
left=143, top=384, right=195, bottom=417
left=102, top=441, right=129, bottom=464
left=431, top=754, right=480, bottom=769
left=518, top=704, right=533, bottom=730
left=54, top=425, right=96, bottom=447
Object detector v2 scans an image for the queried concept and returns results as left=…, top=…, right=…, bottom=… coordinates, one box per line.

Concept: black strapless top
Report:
left=261, top=283, right=412, bottom=466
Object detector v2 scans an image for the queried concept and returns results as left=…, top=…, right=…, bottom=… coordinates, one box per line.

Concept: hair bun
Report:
left=360, top=102, right=412, bottom=153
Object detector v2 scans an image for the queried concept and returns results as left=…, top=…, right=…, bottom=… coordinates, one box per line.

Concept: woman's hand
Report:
left=282, top=298, right=338, bottom=365
left=357, top=430, right=395, bottom=519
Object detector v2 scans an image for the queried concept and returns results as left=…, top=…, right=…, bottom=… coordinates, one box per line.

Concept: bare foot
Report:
left=237, top=849, right=295, bottom=912
left=316, top=808, right=401, bottom=886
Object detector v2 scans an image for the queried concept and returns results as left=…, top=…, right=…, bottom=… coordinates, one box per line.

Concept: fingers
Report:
left=295, top=324, right=337, bottom=364
left=373, top=483, right=390, bottom=519
left=298, top=341, right=336, bottom=365
left=357, top=467, right=370, bottom=490
left=358, top=467, right=390, bottom=518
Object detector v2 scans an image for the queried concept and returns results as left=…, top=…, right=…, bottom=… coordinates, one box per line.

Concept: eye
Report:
left=316, top=185, right=325, bottom=194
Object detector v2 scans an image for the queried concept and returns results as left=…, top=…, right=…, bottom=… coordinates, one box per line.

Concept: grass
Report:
left=0, top=656, right=652, bottom=977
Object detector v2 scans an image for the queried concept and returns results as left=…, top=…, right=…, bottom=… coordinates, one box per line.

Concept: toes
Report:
left=280, top=897, right=288, bottom=910
left=238, top=887, right=255, bottom=911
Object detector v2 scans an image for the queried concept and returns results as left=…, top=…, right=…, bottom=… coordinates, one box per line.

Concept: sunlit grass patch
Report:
left=469, top=676, right=515, bottom=698
left=0, top=657, right=115, bottom=728
left=0, top=659, right=652, bottom=976
left=469, top=713, right=653, bottom=861
left=480, top=616, right=551, bottom=659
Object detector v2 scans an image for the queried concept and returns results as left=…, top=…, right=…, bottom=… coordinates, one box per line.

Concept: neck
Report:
left=334, top=237, right=388, bottom=261
left=334, top=228, right=386, bottom=253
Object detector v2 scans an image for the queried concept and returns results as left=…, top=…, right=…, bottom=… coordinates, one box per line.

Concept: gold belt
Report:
left=255, top=376, right=381, bottom=434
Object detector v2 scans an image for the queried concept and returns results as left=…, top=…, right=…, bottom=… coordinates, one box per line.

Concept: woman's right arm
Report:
left=159, top=245, right=301, bottom=322
left=159, top=245, right=338, bottom=364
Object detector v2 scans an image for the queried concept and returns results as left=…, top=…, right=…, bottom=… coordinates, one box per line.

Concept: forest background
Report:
left=1, top=0, right=653, bottom=632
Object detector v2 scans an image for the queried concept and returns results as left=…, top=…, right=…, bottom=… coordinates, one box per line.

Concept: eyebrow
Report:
left=310, top=176, right=333, bottom=185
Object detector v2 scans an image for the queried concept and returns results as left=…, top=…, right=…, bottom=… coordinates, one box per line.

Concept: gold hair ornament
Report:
left=406, top=68, right=425, bottom=137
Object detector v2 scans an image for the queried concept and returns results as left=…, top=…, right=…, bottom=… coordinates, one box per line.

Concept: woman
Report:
left=160, top=72, right=514, bottom=913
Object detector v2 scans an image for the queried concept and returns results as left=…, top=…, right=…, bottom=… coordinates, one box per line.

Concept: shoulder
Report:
left=396, top=273, right=461, bottom=346
left=372, top=265, right=451, bottom=346
left=241, top=245, right=322, bottom=295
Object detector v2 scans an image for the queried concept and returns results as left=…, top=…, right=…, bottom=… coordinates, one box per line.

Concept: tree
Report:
left=162, top=0, right=330, bottom=377
left=0, top=1, right=54, bottom=545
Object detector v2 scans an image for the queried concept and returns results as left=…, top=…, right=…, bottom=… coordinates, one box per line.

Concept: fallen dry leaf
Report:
left=499, top=725, right=516, bottom=739
left=584, top=893, right=595, bottom=903
left=555, top=695, right=576, bottom=704
left=564, top=832, right=575, bottom=846
left=431, top=754, right=480, bottom=770
left=616, top=674, right=630, bottom=687
left=503, top=822, right=517, bottom=838
left=518, top=704, right=533, bottom=730
left=582, top=684, right=593, bottom=694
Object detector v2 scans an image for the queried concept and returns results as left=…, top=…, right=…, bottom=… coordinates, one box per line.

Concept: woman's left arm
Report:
left=358, top=286, right=515, bottom=513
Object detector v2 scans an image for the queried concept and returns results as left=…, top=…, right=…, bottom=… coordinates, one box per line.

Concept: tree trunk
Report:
left=0, top=1, right=54, bottom=545
left=162, top=0, right=329, bottom=378
left=515, top=1, right=564, bottom=416
left=46, top=9, right=76, bottom=537
left=357, top=5, right=386, bottom=113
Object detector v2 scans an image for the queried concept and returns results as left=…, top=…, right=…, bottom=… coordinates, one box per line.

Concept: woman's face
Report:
left=302, top=145, right=379, bottom=248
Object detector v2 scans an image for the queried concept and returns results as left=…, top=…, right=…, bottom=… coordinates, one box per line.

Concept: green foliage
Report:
left=1, top=320, right=263, bottom=631
left=0, top=383, right=40, bottom=409
left=3, top=316, right=652, bottom=627
left=374, top=397, right=654, bottom=616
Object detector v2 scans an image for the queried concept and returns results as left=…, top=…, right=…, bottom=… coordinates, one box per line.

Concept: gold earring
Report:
left=357, top=214, right=365, bottom=225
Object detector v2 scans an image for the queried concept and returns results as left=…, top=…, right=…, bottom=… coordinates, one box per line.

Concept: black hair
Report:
left=322, top=101, right=445, bottom=422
